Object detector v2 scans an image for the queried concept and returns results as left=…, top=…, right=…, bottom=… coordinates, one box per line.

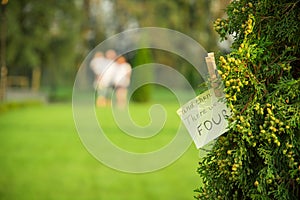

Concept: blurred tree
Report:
left=6, top=0, right=83, bottom=91
left=109, top=0, right=218, bottom=50
left=130, top=48, right=154, bottom=102
left=0, top=0, right=8, bottom=101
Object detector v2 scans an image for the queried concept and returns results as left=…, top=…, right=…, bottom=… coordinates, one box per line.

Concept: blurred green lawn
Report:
left=0, top=97, right=202, bottom=200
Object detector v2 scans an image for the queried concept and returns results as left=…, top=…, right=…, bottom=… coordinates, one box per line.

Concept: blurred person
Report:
left=99, top=49, right=118, bottom=106
left=90, top=51, right=107, bottom=107
left=114, top=56, right=132, bottom=108
left=90, top=50, right=116, bottom=107
left=90, top=51, right=105, bottom=85
left=105, top=49, right=117, bottom=61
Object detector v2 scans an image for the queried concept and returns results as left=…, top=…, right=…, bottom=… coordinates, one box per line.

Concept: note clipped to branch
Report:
left=177, top=89, right=230, bottom=149
left=177, top=52, right=231, bottom=149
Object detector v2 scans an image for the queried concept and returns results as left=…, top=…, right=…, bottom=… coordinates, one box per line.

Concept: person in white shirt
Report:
left=90, top=50, right=117, bottom=107
left=114, top=56, right=132, bottom=108
left=90, top=52, right=105, bottom=75
left=90, top=51, right=107, bottom=107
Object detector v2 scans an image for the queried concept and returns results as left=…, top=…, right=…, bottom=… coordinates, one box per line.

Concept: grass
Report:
left=0, top=89, right=202, bottom=200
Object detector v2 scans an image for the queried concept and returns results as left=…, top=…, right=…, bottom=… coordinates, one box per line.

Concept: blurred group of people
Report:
left=90, top=49, right=132, bottom=108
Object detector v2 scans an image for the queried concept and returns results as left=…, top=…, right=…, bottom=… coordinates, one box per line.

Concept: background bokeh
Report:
left=0, top=1, right=230, bottom=199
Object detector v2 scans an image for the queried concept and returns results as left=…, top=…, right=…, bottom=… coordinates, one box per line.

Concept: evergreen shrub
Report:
left=195, top=0, right=300, bottom=199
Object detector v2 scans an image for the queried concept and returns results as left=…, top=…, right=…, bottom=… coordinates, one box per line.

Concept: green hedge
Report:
left=0, top=101, right=43, bottom=114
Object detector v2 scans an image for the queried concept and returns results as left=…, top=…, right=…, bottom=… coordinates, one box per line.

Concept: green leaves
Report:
left=6, top=0, right=83, bottom=87
left=196, top=0, right=300, bottom=199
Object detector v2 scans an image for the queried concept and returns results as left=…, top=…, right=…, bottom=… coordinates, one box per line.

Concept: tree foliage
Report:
left=130, top=48, right=153, bottom=102
left=6, top=0, right=84, bottom=87
left=195, top=0, right=300, bottom=199
left=108, top=0, right=219, bottom=51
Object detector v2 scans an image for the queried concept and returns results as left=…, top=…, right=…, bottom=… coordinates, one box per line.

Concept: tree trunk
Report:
left=31, top=67, right=41, bottom=92
left=0, top=2, right=8, bottom=101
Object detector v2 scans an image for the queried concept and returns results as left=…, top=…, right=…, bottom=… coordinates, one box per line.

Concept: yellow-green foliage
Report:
left=195, top=0, right=300, bottom=199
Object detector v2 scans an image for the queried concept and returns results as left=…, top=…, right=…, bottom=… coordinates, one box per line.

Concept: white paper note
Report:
left=177, top=89, right=230, bottom=149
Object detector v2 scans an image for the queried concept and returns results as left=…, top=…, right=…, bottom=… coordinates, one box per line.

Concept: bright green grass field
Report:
left=0, top=98, right=202, bottom=199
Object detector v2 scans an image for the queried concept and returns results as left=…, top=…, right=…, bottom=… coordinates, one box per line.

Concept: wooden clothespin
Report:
left=205, top=52, right=223, bottom=98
